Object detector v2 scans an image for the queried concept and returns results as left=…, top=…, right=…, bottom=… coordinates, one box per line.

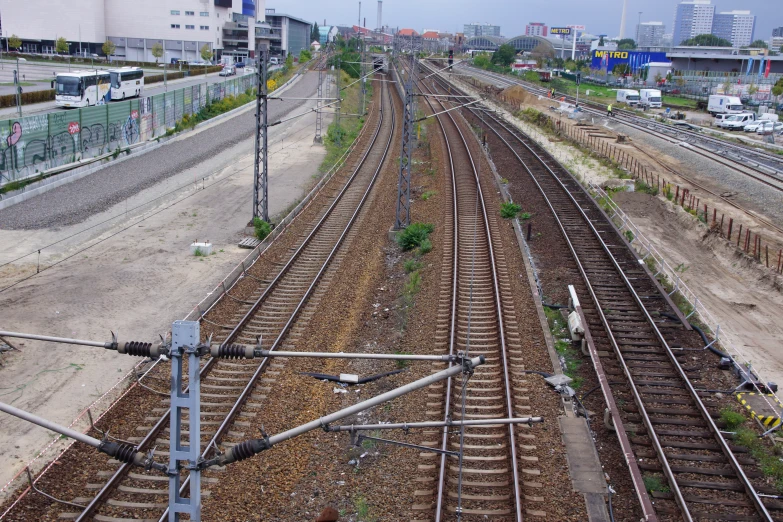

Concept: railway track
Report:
left=457, top=64, right=783, bottom=188
left=9, top=75, right=395, bottom=522
left=396, top=59, right=541, bottom=521
left=422, top=62, right=783, bottom=521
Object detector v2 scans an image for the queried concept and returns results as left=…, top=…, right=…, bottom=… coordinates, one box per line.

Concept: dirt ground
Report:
left=614, top=190, right=783, bottom=389
left=0, top=74, right=330, bottom=495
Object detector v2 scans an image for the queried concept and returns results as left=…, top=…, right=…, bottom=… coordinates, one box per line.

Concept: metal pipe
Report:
left=327, top=417, right=544, bottom=431
left=255, top=349, right=456, bottom=361
left=0, top=330, right=110, bottom=349
left=0, top=401, right=101, bottom=448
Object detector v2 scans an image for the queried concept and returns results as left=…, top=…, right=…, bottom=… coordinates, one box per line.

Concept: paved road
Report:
left=0, top=70, right=252, bottom=118
left=0, top=70, right=321, bottom=230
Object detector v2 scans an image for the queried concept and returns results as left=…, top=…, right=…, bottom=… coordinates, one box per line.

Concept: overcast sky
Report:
left=273, top=0, right=780, bottom=40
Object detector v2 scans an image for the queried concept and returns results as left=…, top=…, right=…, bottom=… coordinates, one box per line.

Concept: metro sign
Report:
left=68, top=122, right=80, bottom=135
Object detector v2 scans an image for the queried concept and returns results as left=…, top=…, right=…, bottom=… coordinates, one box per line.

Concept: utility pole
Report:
left=14, top=58, right=21, bottom=117
left=395, top=53, right=415, bottom=230
left=361, top=38, right=366, bottom=115
left=314, top=66, right=324, bottom=143
left=335, top=56, right=341, bottom=148
left=253, top=45, right=269, bottom=222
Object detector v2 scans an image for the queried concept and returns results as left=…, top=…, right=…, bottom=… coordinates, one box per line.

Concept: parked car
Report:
left=719, top=112, right=756, bottom=130
left=219, top=66, right=236, bottom=77
left=756, top=121, right=783, bottom=135
left=234, top=61, right=246, bottom=68
left=743, top=120, right=766, bottom=132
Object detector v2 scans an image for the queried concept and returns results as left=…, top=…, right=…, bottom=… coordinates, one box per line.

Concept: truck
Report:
left=616, top=89, right=641, bottom=107
left=640, top=89, right=662, bottom=109
left=719, top=112, right=756, bottom=130
left=708, top=95, right=744, bottom=116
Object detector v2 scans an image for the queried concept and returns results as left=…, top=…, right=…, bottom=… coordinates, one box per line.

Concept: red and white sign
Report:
left=68, top=122, right=80, bottom=135
left=567, top=25, right=586, bottom=31
left=131, top=110, right=139, bottom=119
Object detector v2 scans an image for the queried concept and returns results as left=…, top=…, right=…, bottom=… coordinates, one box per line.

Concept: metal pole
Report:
left=15, top=57, right=21, bottom=117
left=0, top=330, right=110, bottom=348
left=314, top=67, right=323, bottom=143
left=335, top=56, right=341, bottom=147
left=164, top=52, right=168, bottom=92
left=253, top=46, right=269, bottom=222
left=0, top=401, right=103, bottom=449
left=327, top=417, right=544, bottom=431
left=394, top=54, right=414, bottom=229
left=167, top=321, right=202, bottom=522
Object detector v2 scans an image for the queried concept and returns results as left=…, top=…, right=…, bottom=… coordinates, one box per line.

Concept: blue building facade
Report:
left=591, top=50, right=669, bottom=72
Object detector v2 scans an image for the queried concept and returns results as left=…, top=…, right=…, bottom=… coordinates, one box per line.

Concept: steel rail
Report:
left=410, top=59, right=523, bottom=522
left=156, top=77, right=397, bottom=521
left=474, top=106, right=774, bottom=522
left=75, top=77, right=392, bottom=522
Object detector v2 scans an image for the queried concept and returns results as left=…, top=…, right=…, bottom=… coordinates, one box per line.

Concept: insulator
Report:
left=123, top=341, right=153, bottom=357
left=230, top=439, right=257, bottom=462
left=112, top=443, right=138, bottom=464
left=213, top=343, right=253, bottom=359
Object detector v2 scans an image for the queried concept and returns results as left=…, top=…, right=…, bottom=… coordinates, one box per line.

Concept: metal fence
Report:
left=0, top=74, right=256, bottom=189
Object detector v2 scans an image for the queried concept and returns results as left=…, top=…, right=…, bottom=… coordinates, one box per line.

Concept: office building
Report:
left=672, top=0, right=715, bottom=45
left=636, top=21, right=665, bottom=47
left=463, top=23, right=501, bottom=38
left=712, top=10, right=755, bottom=47
left=265, top=9, right=312, bottom=58
left=525, top=23, right=548, bottom=37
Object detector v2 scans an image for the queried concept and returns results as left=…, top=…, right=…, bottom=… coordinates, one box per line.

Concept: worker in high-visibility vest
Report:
left=607, top=104, right=613, bottom=117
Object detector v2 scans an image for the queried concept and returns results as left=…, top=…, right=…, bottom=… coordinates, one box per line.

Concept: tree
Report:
left=151, top=42, right=164, bottom=63
left=311, top=22, right=320, bottom=43
left=681, top=34, right=731, bottom=47
left=617, top=38, right=636, bottom=50
left=612, top=63, right=631, bottom=76
left=749, top=39, right=768, bottom=49
left=285, top=53, right=293, bottom=69
left=200, top=44, right=213, bottom=63
left=55, top=37, right=69, bottom=54
left=102, top=39, right=116, bottom=59
left=8, top=34, right=21, bottom=51
left=473, top=53, right=491, bottom=69
left=491, top=43, right=516, bottom=67
left=772, top=78, right=783, bottom=98
left=598, top=36, right=605, bottom=46
left=299, top=49, right=312, bottom=62
left=530, top=43, right=555, bottom=68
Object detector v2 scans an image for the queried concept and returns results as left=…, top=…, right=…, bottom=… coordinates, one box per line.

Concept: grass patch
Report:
left=624, top=230, right=634, bottom=243
left=397, top=222, right=434, bottom=251
left=555, top=338, right=583, bottom=389
left=355, top=495, right=375, bottom=521
left=421, top=190, right=437, bottom=201
left=519, top=212, right=532, bottom=220
left=500, top=201, right=522, bottom=219
left=168, top=88, right=257, bottom=135
left=720, top=408, right=746, bottom=430
left=394, top=351, right=412, bottom=369
left=418, top=238, right=432, bottom=255
left=635, top=179, right=659, bottom=196
left=319, top=69, right=366, bottom=174
left=732, top=427, right=783, bottom=491
left=403, top=259, right=423, bottom=273
left=193, top=247, right=207, bottom=257
left=404, top=271, right=421, bottom=296
left=643, top=474, right=670, bottom=493
left=253, top=218, right=272, bottom=241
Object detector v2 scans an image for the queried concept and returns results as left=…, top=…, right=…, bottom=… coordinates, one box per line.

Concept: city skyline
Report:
left=293, top=0, right=778, bottom=40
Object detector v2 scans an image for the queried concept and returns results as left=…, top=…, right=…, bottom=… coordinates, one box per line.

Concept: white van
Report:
left=708, top=95, right=744, bottom=116
left=640, top=89, right=662, bottom=109
left=720, top=112, right=756, bottom=130
left=269, top=57, right=280, bottom=65
left=617, top=89, right=641, bottom=107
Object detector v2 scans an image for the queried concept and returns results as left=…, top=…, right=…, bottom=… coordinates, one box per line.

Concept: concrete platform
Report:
left=736, top=392, right=782, bottom=428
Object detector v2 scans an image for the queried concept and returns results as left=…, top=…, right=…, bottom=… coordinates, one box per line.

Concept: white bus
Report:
left=109, top=67, right=144, bottom=100
left=55, top=71, right=111, bottom=108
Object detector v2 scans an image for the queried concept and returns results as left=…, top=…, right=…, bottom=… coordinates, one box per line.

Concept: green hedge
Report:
left=0, top=89, right=55, bottom=108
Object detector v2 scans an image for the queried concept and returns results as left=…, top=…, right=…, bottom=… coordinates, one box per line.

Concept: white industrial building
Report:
left=0, top=0, right=285, bottom=64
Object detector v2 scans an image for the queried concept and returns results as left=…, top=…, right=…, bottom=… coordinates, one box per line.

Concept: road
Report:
left=0, top=69, right=251, bottom=118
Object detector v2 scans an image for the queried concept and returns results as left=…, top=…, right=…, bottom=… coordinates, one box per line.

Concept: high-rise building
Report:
left=463, top=23, right=501, bottom=38
left=525, top=22, right=548, bottom=37
left=712, top=10, right=755, bottom=47
left=672, top=0, right=715, bottom=45
left=636, top=21, right=665, bottom=47
left=773, top=27, right=783, bottom=38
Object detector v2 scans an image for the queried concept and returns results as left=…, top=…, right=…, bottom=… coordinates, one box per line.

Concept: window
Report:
left=186, top=25, right=195, bottom=29
left=200, top=25, right=209, bottom=30
left=171, top=24, right=180, bottom=29
left=171, top=10, right=180, bottom=15
left=200, top=11, right=209, bottom=16
left=185, top=11, right=194, bottom=15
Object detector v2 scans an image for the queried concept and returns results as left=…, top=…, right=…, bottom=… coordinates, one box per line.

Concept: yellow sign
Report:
left=550, top=27, right=572, bottom=35
left=594, top=51, right=629, bottom=59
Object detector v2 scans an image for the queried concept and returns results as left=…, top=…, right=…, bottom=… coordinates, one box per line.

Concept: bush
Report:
left=720, top=408, right=746, bottom=430
left=397, top=222, right=434, bottom=251
left=419, top=239, right=432, bottom=254
left=253, top=217, right=272, bottom=241
left=403, top=259, right=423, bottom=273
left=0, top=89, right=55, bottom=108
left=500, top=202, right=521, bottom=219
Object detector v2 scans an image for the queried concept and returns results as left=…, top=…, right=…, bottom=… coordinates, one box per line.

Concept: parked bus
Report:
left=54, top=70, right=111, bottom=108
left=109, top=67, right=144, bottom=100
